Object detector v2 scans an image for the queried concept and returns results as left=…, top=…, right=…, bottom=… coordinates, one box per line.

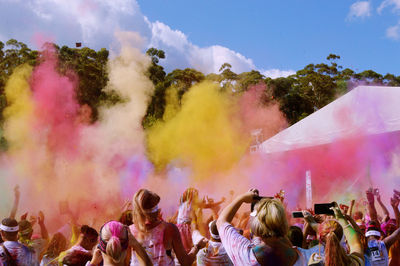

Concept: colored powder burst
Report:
left=146, top=81, right=249, bottom=180
left=238, top=83, right=287, bottom=139
left=3, top=65, right=34, bottom=152
left=30, top=45, right=80, bottom=156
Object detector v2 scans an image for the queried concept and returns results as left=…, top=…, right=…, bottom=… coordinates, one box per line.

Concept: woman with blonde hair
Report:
left=40, top=232, right=67, bottom=265
left=130, top=189, right=206, bottom=266
left=89, top=221, right=151, bottom=266
left=216, top=189, right=305, bottom=265
left=304, top=205, right=364, bottom=266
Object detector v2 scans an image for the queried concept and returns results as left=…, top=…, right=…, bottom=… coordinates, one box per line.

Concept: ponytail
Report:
left=325, top=231, right=349, bottom=266
left=106, top=235, right=124, bottom=264
left=99, top=221, right=129, bottom=264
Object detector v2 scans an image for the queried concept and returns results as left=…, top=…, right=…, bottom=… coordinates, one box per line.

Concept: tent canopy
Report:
left=260, top=86, right=400, bottom=154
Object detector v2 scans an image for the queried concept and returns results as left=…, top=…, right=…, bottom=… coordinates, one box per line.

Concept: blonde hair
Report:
left=250, top=198, right=288, bottom=238
left=132, top=189, right=160, bottom=234
left=319, top=220, right=349, bottom=266
left=100, top=221, right=128, bottom=264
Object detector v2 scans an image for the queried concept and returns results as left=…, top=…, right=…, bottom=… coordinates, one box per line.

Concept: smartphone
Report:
left=292, top=211, right=304, bottom=218
left=251, top=196, right=273, bottom=212
left=373, top=188, right=379, bottom=196
left=314, top=202, right=335, bottom=215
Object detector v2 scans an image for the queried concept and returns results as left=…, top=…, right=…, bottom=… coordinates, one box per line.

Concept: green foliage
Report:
left=1, top=40, right=400, bottom=134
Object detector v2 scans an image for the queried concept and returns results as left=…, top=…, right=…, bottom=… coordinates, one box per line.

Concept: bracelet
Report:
left=342, top=223, right=351, bottom=229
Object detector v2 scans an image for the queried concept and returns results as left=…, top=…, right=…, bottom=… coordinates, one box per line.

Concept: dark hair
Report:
left=1, top=218, right=18, bottom=239
left=62, top=250, right=92, bottom=266
left=210, top=221, right=219, bottom=237
left=80, top=225, right=98, bottom=238
left=2, top=218, right=18, bottom=227
left=288, top=226, right=303, bottom=248
left=119, top=210, right=133, bottom=226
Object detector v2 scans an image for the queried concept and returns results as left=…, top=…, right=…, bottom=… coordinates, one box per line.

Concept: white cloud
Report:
left=378, top=0, right=400, bottom=13
left=0, top=0, right=292, bottom=76
left=262, top=69, right=296, bottom=79
left=148, top=21, right=255, bottom=74
left=386, top=22, right=400, bottom=39
left=348, top=1, right=372, bottom=19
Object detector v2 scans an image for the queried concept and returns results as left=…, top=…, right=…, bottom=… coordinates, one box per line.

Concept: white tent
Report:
left=260, top=86, right=400, bottom=154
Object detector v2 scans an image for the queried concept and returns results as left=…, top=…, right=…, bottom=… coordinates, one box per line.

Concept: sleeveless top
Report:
left=177, top=201, right=192, bottom=224
left=365, top=240, right=389, bottom=266
left=130, top=222, right=174, bottom=266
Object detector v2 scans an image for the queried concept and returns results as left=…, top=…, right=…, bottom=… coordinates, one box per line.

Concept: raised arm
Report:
left=168, top=223, right=205, bottom=266
left=366, top=189, right=378, bottom=222
left=9, top=185, right=20, bottom=219
left=391, top=196, right=400, bottom=228
left=332, top=205, right=364, bottom=261
left=383, top=227, right=400, bottom=250
left=217, top=189, right=258, bottom=228
left=376, top=191, right=390, bottom=222
left=348, top=200, right=355, bottom=217
left=38, top=211, right=49, bottom=240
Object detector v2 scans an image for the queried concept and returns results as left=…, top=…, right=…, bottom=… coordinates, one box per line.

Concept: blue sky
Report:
left=1, top=0, right=400, bottom=77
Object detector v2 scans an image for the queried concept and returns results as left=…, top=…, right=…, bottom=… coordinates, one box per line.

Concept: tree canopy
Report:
left=1, top=40, right=400, bottom=144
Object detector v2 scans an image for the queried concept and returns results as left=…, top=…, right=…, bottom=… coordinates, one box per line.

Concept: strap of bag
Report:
left=0, top=243, right=16, bottom=263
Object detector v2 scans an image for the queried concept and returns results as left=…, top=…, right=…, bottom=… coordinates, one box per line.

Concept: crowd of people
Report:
left=0, top=185, right=399, bottom=266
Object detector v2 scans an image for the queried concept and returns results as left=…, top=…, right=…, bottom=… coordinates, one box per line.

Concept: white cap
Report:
left=365, top=230, right=381, bottom=237
left=0, top=224, right=19, bottom=232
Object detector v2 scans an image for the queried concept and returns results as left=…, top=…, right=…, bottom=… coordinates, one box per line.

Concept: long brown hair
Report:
left=319, top=220, right=350, bottom=266
left=43, top=232, right=67, bottom=258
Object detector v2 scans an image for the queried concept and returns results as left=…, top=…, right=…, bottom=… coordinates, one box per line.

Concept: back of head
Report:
left=209, top=220, right=220, bottom=241
left=119, top=210, right=133, bottom=226
left=80, top=225, right=98, bottom=250
left=180, top=188, right=199, bottom=204
left=99, top=221, right=128, bottom=264
left=18, top=219, right=33, bottom=239
left=45, top=232, right=67, bottom=257
left=366, top=222, right=382, bottom=241
left=81, top=225, right=98, bottom=238
left=353, top=211, right=363, bottom=221
left=319, top=220, right=348, bottom=266
left=250, top=198, right=288, bottom=238
left=62, top=250, right=92, bottom=266
left=1, top=218, right=19, bottom=241
left=288, top=226, right=303, bottom=247
left=132, top=189, right=160, bottom=233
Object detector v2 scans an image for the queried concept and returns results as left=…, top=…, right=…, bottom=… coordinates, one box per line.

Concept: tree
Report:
left=236, top=70, right=264, bottom=91
left=218, top=63, right=238, bottom=91
left=146, top=48, right=166, bottom=86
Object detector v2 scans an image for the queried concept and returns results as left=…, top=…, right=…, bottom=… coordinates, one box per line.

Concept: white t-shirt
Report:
left=219, top=222, right=305, bottom=266
left=0, top=241, right=39, bottom=266
left=366, top=240, right=389, bottom=266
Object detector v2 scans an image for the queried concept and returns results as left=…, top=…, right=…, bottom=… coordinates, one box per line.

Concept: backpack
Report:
left=0, top=244, right=18, bottom=266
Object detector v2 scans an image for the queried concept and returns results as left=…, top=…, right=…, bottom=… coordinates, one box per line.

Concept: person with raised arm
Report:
left=18, top=211, right=49, bottom=261
left=9, top=185, right=20, bottom=220
left=0, top=218, right=38, bottom=265
left=197, top=220, right=233, bottom=266
left=216, top=188, right=305, bottom=266
left=39, top=232, right=67, bottom=266
left=130, top=189, right=206, bottom=266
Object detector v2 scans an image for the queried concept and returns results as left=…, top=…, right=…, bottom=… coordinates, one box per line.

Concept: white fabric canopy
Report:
left=260, top=86, right=400, bottom=154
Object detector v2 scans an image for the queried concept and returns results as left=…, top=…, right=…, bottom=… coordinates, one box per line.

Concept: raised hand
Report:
left=38, top=211, right=45, bottom=224
left=366, top=188, right=374, bottom=204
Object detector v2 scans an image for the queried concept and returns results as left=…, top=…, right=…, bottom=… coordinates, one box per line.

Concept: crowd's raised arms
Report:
left=0, top=186, right=399, bottom=266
